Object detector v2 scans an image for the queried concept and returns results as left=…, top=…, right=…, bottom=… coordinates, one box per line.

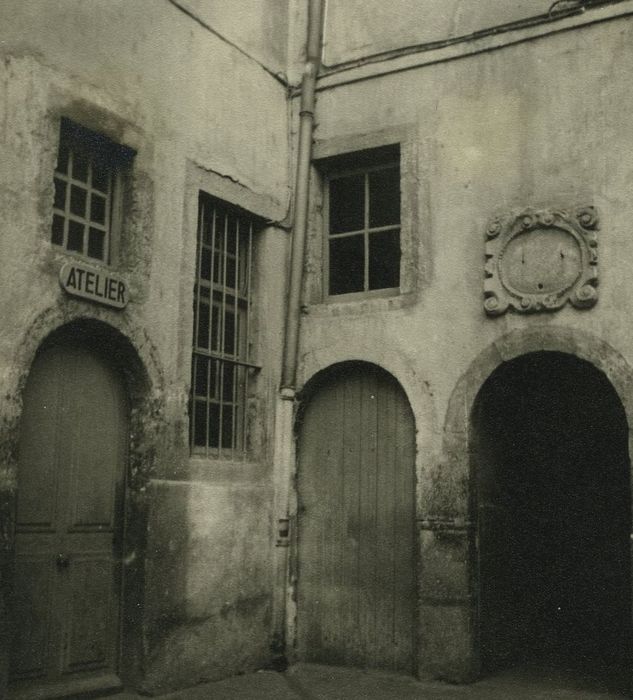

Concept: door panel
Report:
left=11, top=556, right=54, bottom=679
left=297, top=365, right=416, bottom=672
left=11, top=344, right=127, bottom=696
left=64, top=558, right=115, bottom=672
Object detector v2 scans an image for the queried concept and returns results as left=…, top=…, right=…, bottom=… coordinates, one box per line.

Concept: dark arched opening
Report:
left=472, top=351, right=631, bottom=690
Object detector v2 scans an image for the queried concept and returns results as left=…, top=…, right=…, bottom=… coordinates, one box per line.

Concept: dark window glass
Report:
left=197, top=302, right=210, bottom=349
left=193, top=400, right=207, bottom=446
left=207, top=403, right=220, bottom=447
left=54, top=178, right=66, bottom=210
left=329, top=174, right=364, bottom=233
left=223, top=310, right=236, bottom=354
left=211, top=304, right=220, bottom=352
left=91, top=164, right=109, bottom=193
left=368, top=230, right=400, bottom=290
left=226, top=216, right=237, bottom=253
left=57, top=145, right=69, bottom=175
left=329, top=234, right=364, bottom=295
left=214, top=214, right=226, bottom=252
left=67, top=220, right=84, bottom=252
left=87, top=228, right=105, bottom=260
left=90, top=194, right=106, bottom=224
left=369, top=167, right=400, bottom=227
left=52, top=215, right=65, bottom=246
left=222, top=363, right=235, bottom=400
left=72, top=153, right=89, bottom=182
left=200, top=248, right=211, bottom=281
left=194, top=356, right=209, bottom=397
left=70, top=185, right=87, bottom=217
left=221, top=405, right=234, bottom=448
left=226, top=258, right=237, bottom=289
left=213, top=253, right=223, bottom=285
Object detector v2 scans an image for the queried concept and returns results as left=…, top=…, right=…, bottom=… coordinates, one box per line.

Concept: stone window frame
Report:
left=182, top=161, right=286, bottom=472
left=308, top=125, right=419, bottom=308
left=51, top=117, right=135, bottom=266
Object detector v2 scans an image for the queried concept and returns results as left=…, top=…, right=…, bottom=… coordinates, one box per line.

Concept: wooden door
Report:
left=11, top=345, right=127, bottom=698
left=297, top=365, right=416, bottom=671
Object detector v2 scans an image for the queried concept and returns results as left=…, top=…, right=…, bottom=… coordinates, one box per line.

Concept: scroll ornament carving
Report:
left=484, top=206, right=599, bottom=316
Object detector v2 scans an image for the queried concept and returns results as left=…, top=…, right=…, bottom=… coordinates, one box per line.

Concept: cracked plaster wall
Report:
left=0, top=0, right=291, bottom=694
left=300, top=15, right=633, bottom=680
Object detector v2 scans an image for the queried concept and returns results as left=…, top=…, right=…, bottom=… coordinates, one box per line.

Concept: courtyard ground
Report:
left=105, top=663, right=630, bottom=699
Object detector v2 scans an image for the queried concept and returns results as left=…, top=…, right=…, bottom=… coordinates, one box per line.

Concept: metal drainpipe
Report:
left=271, top=0, right=324, bottom=662
left=281, top=0, right=324, bottom=391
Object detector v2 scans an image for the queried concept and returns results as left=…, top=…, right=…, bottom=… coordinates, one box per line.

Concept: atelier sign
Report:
left=59, top=261, right=128, bottom=309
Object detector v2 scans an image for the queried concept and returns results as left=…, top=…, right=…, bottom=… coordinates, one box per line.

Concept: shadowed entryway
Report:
left=472, top=351, right=632, bottom=690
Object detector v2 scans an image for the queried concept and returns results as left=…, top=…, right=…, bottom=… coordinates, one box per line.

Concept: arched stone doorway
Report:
left=11, top=342, right=128, bottom=698
left=295, top=362, right=417, bottom=672
left=419, top=328, right=633, bottom=687
left=3, top=318, right=161, bottom=699
left=472, top=351, right=631, bottom=689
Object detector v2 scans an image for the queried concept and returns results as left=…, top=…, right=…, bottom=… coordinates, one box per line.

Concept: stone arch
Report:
left=0, top=310, right=166, bottom=693
left=418, top=326, right=633, bottom=683
left=296, top=359, right=416, bottom=425
left=299, top=348, right=436, bottom=446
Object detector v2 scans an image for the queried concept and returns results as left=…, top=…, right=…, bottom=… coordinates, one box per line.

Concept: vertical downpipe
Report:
left=271, top=0, right=325, bottom=664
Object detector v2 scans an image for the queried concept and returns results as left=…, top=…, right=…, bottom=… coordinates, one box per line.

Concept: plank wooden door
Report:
left=11, top=344, right=127, bottom=698
left=297, top=365, right=416, bottom=671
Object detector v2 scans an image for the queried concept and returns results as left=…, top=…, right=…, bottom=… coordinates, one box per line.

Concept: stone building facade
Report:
left=2, top=1, right=633, bottom=697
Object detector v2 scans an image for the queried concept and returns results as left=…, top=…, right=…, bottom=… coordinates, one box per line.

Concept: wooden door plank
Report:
left=297, top=366, right=416, bottom=672
left=374, top=378, right=398, bottom=670
left=358, top=371, right=378, bottom=667
left=392, top=392, right=416, bottom=672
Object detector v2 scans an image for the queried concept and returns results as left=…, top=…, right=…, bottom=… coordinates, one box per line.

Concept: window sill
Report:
left=306, top=288, right=417, bottom=317
left=324, top=286, right=400, bottom=304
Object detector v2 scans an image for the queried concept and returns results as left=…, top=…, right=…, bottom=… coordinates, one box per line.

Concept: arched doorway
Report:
left=10, top=339, right=129, bottom=698
left=472, top=351, right=631, bottom=689
left=296, top=362, right=417, bottom=672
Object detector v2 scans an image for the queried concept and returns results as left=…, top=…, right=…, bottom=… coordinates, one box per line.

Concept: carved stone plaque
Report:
left=484, top=207, right=598, bottom=316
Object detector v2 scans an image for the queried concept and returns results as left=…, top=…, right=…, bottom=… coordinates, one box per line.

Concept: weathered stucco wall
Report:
left=300, top=13, right=633, bottom=679
left=0, top=0, right=290, bottom=694
left=323, top=0, right=591, bottom=65
left=179, top=0, right=290, bottom=78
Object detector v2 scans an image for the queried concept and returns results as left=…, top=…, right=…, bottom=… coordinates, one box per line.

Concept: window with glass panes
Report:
left=326, top=152, right=400, bottom=296
left=190, top=193, right=258, bottom=456
left=51, top=119, right=132, bottom=262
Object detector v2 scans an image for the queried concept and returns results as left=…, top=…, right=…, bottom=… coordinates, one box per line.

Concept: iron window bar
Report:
left=191, top=193, right=259, bottom=460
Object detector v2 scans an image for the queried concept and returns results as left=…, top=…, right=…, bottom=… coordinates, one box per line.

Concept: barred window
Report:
left=51, top=118, right=133, bottom=263
left=190, top=193, right=258, bottom=457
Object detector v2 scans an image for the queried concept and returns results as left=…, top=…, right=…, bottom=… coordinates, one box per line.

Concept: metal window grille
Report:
left=51, top=119, right=133, bottom=263
left=326, top=159, right=401, bottom=297
left=190, top=193, right=258, bottom=458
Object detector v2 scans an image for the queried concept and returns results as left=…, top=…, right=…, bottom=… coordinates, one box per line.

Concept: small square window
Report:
left=325, top=147, right=401, bottom=297
left=51, top=118, right=134, bottom=263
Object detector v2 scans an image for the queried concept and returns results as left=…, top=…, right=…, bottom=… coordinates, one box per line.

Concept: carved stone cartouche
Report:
left=484, top=206, right=598, bottom=316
